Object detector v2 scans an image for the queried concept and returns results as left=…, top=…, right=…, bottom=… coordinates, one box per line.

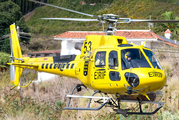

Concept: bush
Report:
left=27, top=41, right=44, bottom=51
left=0, top=52, right=10, bottom=68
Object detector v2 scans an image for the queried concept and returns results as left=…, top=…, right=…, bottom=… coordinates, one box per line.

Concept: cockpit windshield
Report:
left=121, top=48, right=151, bottom=70
left=143, top=49, right=162, bottom=70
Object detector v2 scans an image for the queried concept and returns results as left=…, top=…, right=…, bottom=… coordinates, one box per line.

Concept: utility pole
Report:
left=148, top=15, right=154, bottom=30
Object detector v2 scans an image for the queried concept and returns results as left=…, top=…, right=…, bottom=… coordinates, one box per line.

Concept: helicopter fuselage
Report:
left=17, top=35, right=166, bottom=97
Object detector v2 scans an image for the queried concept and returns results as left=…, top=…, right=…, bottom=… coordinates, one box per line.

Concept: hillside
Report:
left=26, top=0, right=179, bottom=36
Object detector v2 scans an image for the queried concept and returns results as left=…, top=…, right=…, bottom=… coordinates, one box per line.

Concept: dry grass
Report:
left=160, top=60, right=173, bottom=79
left=155, top=46, right=179, bottom=117
left=20, top=75, right=119, bottom=120
left=23, top=76, right=81, bottom=104
left=166, top=76, right=179, bottom=92
left=61, top=90, right=114, bottom=120
left=0, top=70, right=11, bottom=88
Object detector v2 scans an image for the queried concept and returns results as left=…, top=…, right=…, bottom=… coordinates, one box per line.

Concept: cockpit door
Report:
left=107, top=50, right=121, bottom=82
left=90, top=50, right=121, bottom=91
left=91, top=51, right=108, bottom=85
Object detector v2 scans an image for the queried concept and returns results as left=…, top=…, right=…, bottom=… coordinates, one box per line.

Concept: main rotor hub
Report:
left=102, top=14, right=119, bottom=20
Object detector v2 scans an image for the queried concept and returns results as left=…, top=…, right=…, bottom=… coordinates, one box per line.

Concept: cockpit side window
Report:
left=95, top=51, right=106, bottom=67
left=108, top=51, right=118, bottom=69
left=143, top=49, right=162, bottom=69
left=121, top=48, right=151, bottom=70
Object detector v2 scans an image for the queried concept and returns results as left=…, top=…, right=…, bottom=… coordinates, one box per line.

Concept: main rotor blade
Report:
left=41, top=18, right=99, bottom=21
left=130, top=19, right=179, bottom=23
left=28, top=0, right=98, bottom=18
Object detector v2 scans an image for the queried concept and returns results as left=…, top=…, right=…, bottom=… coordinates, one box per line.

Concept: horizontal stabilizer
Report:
left=8, top=63, right=39, bottom=67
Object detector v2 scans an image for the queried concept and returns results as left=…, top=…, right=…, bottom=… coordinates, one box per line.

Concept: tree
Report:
left=0, top=1, right=29, bottom=53
left=154, top=11, right=179, bottom=39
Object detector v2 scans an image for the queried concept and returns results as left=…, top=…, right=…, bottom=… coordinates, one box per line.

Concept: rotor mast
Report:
left=101, top=14, right=119, bottom=35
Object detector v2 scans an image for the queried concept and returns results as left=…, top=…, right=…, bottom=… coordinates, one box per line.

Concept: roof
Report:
left=54, top=30, right=179, bottom=47
left=28, top=50, right=61, bottom=54
left=158, top=35, right=179, bottom=47
left=165, top=29, right=172, bottom=33
left=54, top=31, right=105, bottom=39
left=54, top=30, right=164, bottom=40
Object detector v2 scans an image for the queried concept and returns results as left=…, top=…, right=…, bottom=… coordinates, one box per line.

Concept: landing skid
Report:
left=63, top=84, right=164, bottom=117
left=115, top=100, right=164, bottom=117
left=63, top=84, right=111, bottom=110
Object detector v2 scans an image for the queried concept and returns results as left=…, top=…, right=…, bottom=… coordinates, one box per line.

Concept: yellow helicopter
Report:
left=8, top=0, right=179, bottom=117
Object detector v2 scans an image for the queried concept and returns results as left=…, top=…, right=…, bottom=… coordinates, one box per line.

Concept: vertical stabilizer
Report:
left=10, top=24, right=22, bottom=59
left=10, top=24, right=23, bottom=86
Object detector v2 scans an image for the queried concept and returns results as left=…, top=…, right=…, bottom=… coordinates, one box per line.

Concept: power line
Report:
left=0, top=34, right=10, bottom=40
left=0, top=32, right=30, bottom=40
left=0, top=39, right=9, bottom=43
left=19, top=32, right=31, bottom=36
left=19, top=36, right=31, bottom=39
left=0, top=36, right=58, bottom=44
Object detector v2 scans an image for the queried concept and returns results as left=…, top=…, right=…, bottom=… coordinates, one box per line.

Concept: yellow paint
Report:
left=142, top=92, right=150, bottom=101
left=9, top=24, right=166, bottom=99
left=141, top=40, right=147, bottom=47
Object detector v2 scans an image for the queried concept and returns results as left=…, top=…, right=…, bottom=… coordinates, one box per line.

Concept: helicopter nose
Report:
left=139, top=69, right=166, bottom=91
left=125, top=69, right=166, bottom=91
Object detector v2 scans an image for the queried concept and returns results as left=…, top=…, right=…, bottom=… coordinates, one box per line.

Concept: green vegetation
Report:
left=154, top=11, right=179, bottom=40
left=0, top=91, right=63, bottom=119
left=0, top=1, right=29, bottom=53
left=0, top=0, right=53, bottom=15
left=84, top=0, right=114, bottom=4
left=0, top=52, right=10, bottom=69
left=1, top=0, right=179, bottom=54
left=26, top=0, right=179, bottom=37
left=26, top=0, right=106, bottom=35
left=2, top=0, right=179, bottom=53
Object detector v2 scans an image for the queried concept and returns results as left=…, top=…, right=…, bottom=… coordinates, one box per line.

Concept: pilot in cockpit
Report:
left=95, top=53, right=105, bottom=66
left=126, top=51, right=133, bottom=68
